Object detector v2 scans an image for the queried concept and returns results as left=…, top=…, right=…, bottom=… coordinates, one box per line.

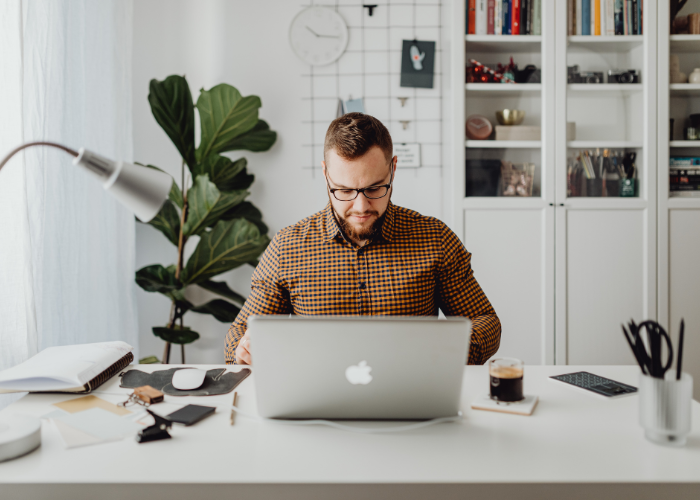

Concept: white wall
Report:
left=132, top=0, right=452, bottom=363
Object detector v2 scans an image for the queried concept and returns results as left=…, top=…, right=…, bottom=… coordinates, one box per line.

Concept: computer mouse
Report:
left=171, top=368, right=207, bottom=390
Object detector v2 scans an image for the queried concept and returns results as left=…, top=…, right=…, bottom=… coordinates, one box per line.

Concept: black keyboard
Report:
left=550, top=371, right=637, bottom=397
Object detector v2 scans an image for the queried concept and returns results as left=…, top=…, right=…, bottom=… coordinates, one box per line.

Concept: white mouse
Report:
left=171, top=368, right=207, bottom=390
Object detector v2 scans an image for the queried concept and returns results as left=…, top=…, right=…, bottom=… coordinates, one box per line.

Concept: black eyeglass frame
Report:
left=325, top=160, right=395, bottom=202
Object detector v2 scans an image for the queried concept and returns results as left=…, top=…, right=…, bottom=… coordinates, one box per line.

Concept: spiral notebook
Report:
left=0, top=341, right=134, bottom=393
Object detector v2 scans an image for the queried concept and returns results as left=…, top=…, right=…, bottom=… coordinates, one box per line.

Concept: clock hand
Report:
left=305, top=26, right=340, bottom=39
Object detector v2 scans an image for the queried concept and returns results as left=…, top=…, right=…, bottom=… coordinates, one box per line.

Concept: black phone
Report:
left=166, top=404, right=216, bottom=426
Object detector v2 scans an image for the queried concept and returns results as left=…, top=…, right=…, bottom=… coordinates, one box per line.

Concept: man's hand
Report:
left=235, top=332, right=252, bottom=365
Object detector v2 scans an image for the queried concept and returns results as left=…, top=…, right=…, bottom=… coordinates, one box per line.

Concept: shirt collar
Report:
left=323, top=201, right=396, bottom=244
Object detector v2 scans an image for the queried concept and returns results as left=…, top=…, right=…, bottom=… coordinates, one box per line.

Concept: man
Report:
left=225, top=113, right=500, bottom=365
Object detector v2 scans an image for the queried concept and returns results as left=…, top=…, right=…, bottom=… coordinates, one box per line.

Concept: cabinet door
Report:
left=463, top=206, right=554, bottom=365
left=555, top=206, right=655, bottom=365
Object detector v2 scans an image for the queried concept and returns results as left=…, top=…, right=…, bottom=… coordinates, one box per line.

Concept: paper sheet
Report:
left=52, top=407, right=141, bottom=441
left=53, top=395, right=132, bottom=416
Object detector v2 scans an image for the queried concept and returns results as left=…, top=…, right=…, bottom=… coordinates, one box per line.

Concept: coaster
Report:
left=471, top=394, right=539, bottom=416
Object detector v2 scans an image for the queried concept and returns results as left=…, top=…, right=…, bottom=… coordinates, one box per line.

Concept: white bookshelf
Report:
left=567, top=35, right=644, bottom=51
left=567, top=140, right=644, bottom=148
left=658, top=1, right=700, bottom=399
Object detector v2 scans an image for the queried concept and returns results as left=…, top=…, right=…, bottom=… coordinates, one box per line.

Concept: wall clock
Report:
left=466, top=115, right=493, bottom=140
left=289, top=6, right=349, bottom=66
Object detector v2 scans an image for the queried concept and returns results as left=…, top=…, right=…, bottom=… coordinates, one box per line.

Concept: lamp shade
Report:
left=73, top=148, right=171, bottom=222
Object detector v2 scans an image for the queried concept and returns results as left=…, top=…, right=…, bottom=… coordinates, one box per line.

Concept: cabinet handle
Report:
left=549, top=203, right=554, bottom=206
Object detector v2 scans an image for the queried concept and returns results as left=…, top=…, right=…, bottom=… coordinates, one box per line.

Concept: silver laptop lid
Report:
left=248, top=316, right=471, bottom=420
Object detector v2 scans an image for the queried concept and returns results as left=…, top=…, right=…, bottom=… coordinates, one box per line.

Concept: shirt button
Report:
left=357, top=249, right=363, bottom=256
left=359, top=282, right=366, bottom=290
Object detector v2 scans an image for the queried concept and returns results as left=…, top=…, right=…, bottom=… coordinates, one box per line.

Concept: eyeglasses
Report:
left=325, top=162, right=394, bottom=202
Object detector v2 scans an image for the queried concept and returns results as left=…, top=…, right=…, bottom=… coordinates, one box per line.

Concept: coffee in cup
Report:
left=489, top=358, right=524, bottom=403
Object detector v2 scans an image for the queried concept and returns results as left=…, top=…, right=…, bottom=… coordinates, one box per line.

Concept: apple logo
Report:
left=345, top=360, right=373, bottom=385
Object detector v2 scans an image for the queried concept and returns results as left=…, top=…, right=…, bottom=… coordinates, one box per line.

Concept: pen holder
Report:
left=639, top=372, right=693, bottom=447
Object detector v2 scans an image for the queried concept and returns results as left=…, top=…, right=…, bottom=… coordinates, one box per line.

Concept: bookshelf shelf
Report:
left=670, top=84, right=700, bottom=96
left=670, top=141, right=700, bottom=148
left=461, top=197, right=545, bottom=209
left=568, top=83, right=642, bottom=95
left=669, top=35, right=700, bottom=52
left=465, top=35, right=542, bottom=53
left=568, top=141, right=643, bottom=149
left=465, top=83, right=541, bottom=95
left=466, top=140, right=541, bottom=149
left=567, top=35, right=643, bottom=51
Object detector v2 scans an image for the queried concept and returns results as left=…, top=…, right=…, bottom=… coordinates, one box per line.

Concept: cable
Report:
left=0, top=141, right=79, bottom=172
left=230, top=405, right=464, bottom=434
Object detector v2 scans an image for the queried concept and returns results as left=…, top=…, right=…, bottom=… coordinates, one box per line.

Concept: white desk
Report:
left=1, top=365, right=699, bottom=500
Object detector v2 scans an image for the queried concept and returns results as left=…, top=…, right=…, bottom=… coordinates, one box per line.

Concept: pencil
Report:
left=677, top=319, right=685, bottom=380
left=230, top=391, right=238, bottom=425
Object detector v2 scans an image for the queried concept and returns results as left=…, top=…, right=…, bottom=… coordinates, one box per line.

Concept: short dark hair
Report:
left=324, top=113, right=393, bottom=164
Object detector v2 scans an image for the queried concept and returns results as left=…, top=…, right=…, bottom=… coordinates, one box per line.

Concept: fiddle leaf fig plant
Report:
left=136, top=75, right=276, bottom=363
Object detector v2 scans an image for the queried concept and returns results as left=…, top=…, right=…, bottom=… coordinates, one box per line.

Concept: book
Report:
left=503, top=0, right=511, bottom=35
left=582, top=0, right=591, bottom=35
left=533, top=0, right=541, bottom=35
left=468, top=0, right=476, bottom=35
left=568, top=0, right=574, bottom=35
left=0, top=341, right=134, bottom=393
left=590, top=0, right=595, bottom=35
left=594, top=0, right=601, bottom=35
left=477, top=0, right=487, bottom=34
left=614, top=0, right=623, bottom=34
left=495, top=0, right=502, bottom=34
left=522, top=0, right=529, bottom=35
left=605, top=0, right=615, bottom=35
left=639, top=0, right=642, bottom=34
left=576, top=0, right=582, bottom=35
left=631, top=0, right=638, bottom=35
left=487, top=0, right=495, bottom=34
left=512, top=0, right=520, bottom=34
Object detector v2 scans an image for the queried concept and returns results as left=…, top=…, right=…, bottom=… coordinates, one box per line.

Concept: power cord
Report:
left=230, top=405, right=464, bottom=434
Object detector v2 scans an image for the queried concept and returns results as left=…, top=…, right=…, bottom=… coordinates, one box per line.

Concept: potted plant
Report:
left=136, top=75, right=276, bottom=364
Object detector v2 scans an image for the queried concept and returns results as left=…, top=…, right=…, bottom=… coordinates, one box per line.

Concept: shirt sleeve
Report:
left=436, top=224, right=501, bottom=365
left=225, top=232, right=293, bottom=364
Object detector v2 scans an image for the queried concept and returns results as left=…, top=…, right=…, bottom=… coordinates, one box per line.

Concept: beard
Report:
left=333, top=207, right=386, bottom=243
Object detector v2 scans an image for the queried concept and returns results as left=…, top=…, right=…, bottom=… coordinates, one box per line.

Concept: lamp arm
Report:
left=0, top=141, right=79, bottom=173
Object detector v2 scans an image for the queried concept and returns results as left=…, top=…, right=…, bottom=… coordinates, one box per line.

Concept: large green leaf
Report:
left=192, top=154, right=247, bottom=191
left=152, top=326, right=199, bottom=345
left=220, top=119, right=277, bottom=153
left=195, top=84, right=260, bottom=160
left=147, top=200, right=180, bottom=246
left=182, top=174, right=248, bottom=236
left=148, top=75, right=196, bottom=169
left=191, top=299, right=241, bottom=323
left=220, top=201, right=268, bottom=235
left=135, top=264, right=185, bottom=301
left=180, top=218, right=270, bottom=285
left=197, top=280, right=247, bottom=307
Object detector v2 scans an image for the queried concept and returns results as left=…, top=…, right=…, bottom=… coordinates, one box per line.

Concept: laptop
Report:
left=247, top=315, right=471, bottom=420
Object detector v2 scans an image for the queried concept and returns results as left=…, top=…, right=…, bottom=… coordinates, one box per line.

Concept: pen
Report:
left=677, top=319, right=685, bottom=381
left=230, top=391, right=237, bottom=426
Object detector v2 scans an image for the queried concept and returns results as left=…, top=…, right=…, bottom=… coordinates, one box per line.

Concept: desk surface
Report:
left=1, top=365, right=699, bottom=499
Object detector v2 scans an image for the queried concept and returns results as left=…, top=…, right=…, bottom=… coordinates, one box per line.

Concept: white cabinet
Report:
left=450, top=0, right=657, bottom=365
left=657, top=1, right=700, bottom=399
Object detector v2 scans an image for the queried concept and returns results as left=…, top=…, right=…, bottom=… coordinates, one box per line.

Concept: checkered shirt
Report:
left=225, top=202, right=501, bottom=365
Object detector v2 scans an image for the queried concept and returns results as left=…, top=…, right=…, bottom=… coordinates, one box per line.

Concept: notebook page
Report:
left=0, top=341, right=132, bottom=392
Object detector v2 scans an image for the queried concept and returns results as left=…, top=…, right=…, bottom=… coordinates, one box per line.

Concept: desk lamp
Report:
left=0, top=141, right=171, bottom=463
left=0, top=141, right=171, bottom=222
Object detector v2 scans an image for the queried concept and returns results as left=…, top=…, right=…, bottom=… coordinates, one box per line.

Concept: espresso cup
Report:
left=489, top=358, right=524, bottom=403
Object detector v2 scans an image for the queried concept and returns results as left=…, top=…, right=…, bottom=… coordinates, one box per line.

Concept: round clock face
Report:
left=289, top=6, right=349, bottom=66
left=466, top=115, right=493, bottom=140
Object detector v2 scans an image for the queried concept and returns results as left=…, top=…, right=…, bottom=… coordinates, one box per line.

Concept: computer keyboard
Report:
left=550, top=371, right=637, bottom=397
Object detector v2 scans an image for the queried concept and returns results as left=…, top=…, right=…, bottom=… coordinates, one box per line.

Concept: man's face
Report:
left=322, top=146, right=396, bottom=244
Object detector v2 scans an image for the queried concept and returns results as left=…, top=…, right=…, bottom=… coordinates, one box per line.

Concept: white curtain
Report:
left=0, top=0, right=137, bottom=409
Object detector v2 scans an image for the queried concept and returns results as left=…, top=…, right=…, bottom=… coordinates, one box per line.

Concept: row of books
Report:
left=670, top=157, right=700, bottom=195
left=567, top=0, right=643, bottom=36
left=466, top=0, right=542, bottom=36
